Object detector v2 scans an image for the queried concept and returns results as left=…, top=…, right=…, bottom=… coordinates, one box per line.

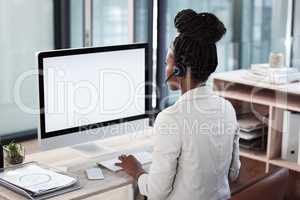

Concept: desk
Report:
left=0, top=129, right=155, bottom=200
left=0, top=131, right=266, bottom=200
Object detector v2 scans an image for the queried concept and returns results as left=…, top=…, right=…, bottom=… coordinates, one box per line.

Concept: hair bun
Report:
left=174, top=9, right=226, bottom=43
left=174, top=9, right=198, bottom=33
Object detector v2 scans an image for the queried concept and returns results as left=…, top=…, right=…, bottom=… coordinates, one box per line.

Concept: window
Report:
left=156, top=0, right=273, bottom=108
left=240, top=0, right=272, bottom=68
left=134, top=0, right=149, bottom=43
left=70, top=0, right=84, bottom=48
left=0, top=0, right=54, bottom=136
left=2, top=0, right=294, bottom=140
left=93, top=0, right=149, bottom=46
left=161, top=0, right=235, bottom=105
left=70, top=0, right=150, bottom=47
left=165, top=0, right=235, bottom=72
left=0, top=0, right=152, bottom=140
left=93, top=0, right=129, bottom=46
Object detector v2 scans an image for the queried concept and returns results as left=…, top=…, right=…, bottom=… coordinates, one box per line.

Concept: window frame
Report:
left=54, top=0, right=71, bottom=49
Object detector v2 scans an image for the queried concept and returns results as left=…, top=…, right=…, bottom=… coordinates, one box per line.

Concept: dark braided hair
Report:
left=173, top=9, right=226, bottom=82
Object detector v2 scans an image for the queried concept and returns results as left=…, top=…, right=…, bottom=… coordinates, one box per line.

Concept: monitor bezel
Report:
left=38, top=43, right=150, bottom=139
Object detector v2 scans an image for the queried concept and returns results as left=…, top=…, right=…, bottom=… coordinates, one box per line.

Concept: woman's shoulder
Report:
left=159, top=103, right=182, bottom=116
left=155, top=104, right=182, bottom=125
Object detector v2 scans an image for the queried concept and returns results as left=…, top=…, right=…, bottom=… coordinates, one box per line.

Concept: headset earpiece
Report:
left=165, top=65, right=186, bottom=83
left=173, top=65, right=186, bottom=77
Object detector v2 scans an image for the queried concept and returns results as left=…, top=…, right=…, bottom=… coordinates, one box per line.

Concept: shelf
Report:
left=240, top=148, right=267, bottom=162
left=214, top=86, right=300, bottom=112
left=215, top=87, right=272, bottom=106
left=213, top=70, right=300, bottom=96
left=213, top=71, right=300, bottom=199
left=269, top=159, right=300, bottom=172
left=213, top=70, right=300, bottom=178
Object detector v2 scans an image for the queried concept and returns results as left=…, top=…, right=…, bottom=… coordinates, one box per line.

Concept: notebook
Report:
left=97, top=151, right=152, bottom=172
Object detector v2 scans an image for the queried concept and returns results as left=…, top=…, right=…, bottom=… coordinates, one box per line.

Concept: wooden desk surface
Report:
left=0, top=129, right=155, bottom=200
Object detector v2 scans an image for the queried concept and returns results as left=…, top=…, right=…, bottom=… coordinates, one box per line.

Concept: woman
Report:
left=116, top=9, right=240, bottom=200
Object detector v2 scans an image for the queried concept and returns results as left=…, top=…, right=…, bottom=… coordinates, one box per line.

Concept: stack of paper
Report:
left=240, top=130, right=263, bottom=140
left=245, top=64, right=300, bottom=84
left=238, top=113, right=267, bottom=133
left=0, top=163, right=78, bottom=197
left=238, top=113, right=267, bottom=151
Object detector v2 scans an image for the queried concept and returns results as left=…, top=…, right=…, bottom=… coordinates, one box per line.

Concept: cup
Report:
left=269, top=52, right=285, bottom=68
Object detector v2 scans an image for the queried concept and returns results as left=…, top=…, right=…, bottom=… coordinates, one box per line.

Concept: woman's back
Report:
left=163, top=86, right=238, bottom=199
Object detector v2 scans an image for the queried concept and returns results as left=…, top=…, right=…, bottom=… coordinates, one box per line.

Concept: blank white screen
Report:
left=43, top=48, right=145, bottom=132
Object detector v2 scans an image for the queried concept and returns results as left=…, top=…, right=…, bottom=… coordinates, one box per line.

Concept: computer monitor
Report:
left=37, top=43, right=151, bottom=152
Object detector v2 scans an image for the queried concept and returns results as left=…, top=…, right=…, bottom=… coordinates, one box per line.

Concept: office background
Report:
left=0, top=0, right=299, bottom=142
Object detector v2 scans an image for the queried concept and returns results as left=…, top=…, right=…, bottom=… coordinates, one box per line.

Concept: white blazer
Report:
left=138, top=85, right=240, bottom=200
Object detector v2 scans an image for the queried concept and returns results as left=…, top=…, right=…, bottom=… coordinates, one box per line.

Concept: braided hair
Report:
left=173, top=9, right=226, bottom=82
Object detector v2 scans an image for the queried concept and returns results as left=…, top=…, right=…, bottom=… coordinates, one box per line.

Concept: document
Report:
left=0, top=163, right=77, bottom=195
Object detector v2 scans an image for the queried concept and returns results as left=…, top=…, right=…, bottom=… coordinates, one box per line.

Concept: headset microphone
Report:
left=165, top=73, right=174, bottom=83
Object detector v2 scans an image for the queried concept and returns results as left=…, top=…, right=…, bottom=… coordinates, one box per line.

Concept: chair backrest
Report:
left=231, top=168, right=289, bottom=200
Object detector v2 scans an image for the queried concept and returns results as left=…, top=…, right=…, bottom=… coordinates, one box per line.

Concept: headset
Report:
left=165, top=42, right=187, bottom=83
left=165, top=65, right=186, bottom=83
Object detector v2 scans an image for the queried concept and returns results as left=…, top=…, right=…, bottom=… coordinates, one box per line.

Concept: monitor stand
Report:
left=71, top=142, right=115, bottom=158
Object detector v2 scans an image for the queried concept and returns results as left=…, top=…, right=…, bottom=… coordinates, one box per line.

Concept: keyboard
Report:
left=97, top=151, right=152, bottom=172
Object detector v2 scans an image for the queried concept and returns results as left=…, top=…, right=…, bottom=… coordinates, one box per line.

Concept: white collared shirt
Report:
left=138, top=86, right=240, bottom=200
